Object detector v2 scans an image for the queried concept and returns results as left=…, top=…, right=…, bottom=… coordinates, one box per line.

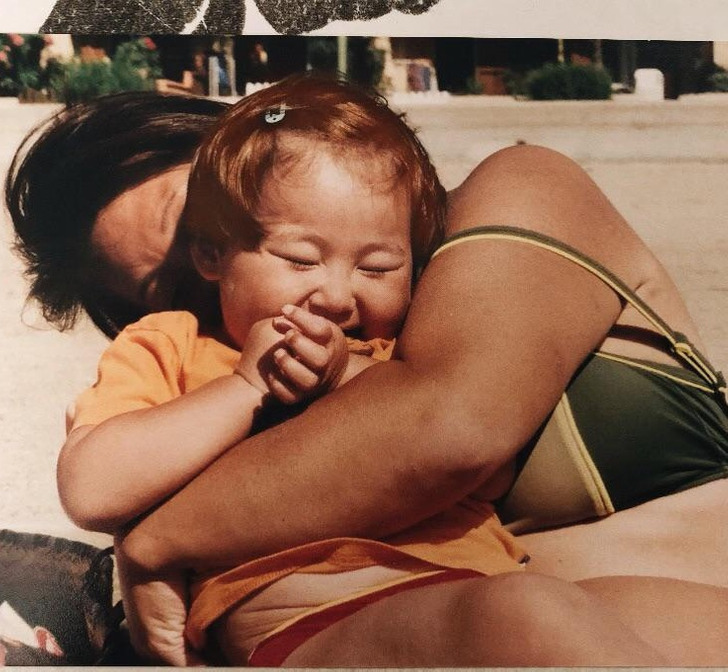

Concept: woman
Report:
left=6, top=90, right=728, bottom=665
left=7, top=92, right=227, bottom=338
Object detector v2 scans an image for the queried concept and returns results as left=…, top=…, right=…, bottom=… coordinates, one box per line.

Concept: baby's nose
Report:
left=308, top=274, right=356, bottom=319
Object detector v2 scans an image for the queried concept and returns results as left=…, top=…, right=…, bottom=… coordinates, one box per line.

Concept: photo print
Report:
left=38, top=0, right=441, bottom=34
left=254, top=0, right=441, bottom=36
left=39, top=0, right=246, bottom=34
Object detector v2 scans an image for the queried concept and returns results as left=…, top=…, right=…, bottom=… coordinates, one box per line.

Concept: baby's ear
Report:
left=191, top=238, right=223, bottom=281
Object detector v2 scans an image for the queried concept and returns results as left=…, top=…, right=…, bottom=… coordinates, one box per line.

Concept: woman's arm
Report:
left=120, top=145, right=643, bottom=572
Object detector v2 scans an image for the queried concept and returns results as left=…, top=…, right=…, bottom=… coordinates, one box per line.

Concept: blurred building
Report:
left=69, top=36, right=720, bottom=99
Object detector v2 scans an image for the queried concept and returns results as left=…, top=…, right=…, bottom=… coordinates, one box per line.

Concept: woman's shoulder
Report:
left=447, top=144, right=610, bottom=236
left=444, top=144, right=654, bottom=284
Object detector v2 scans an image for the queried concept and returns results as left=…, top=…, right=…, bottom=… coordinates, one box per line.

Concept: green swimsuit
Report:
left=432, top=226, right=728, bottom=534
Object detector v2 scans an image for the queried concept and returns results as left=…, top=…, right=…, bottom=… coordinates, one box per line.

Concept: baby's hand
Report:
left=234, top=318, right=286, bottom=395
left=268, top=304, right=349, bottom=405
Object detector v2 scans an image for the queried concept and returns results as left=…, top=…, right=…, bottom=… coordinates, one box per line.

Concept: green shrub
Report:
left=113, top=37, right=162, bottom=81
left=464, top=76, right=484, bottom=95
left=50, top=60, right=118, bottom=104
left=0, top=33, right=52, bottom=97
left=50, top=37, right=160, bottom=104
left=525, top=62, right=612, bottom=100
left=502, top=69, right=528, bottom=98
left=708, top=70, right=728, bottom=92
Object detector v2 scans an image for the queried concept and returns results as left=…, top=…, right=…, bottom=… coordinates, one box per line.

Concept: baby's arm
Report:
left=57, top=321, right=290, bottom=534
left=59, top=374, right=266, bottom=533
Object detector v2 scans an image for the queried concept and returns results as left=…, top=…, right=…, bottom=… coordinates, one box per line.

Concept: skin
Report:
left=218, top=572, right=668, bottom=667
left=90, top=163, right=220, bottom=327
left=78, top=144, right=727, bottom=664
left=91, top=165, right=190, bottom=313
left=217, top=151, right=413, bottom=344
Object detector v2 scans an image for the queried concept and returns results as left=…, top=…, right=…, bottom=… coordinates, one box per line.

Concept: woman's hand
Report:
left=114, top=535, right=204, bottom=666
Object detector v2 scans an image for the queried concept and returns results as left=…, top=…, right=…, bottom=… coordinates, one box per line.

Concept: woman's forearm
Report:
left=121, top=357, right=494, bottom=572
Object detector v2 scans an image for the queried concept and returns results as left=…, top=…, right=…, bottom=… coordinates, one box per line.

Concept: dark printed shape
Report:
left=256, top=0, right=442, bottom=34
left=40, top=0, right=245, bottom=34
left=0, top=530, right=116, bottom=665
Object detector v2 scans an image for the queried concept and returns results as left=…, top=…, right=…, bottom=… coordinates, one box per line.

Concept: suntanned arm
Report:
left=120, top=145, right=647, bottom=572
left=58, top=373, right=264, bottom=533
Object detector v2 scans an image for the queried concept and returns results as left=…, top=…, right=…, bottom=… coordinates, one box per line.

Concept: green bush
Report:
left=50, top=37, right=161, bottom=104
left=464, top=76, right=484, bottom=95
left=113, top=37, right=162, bottom=82
left=50, top=60, right=119, bottom=104
left=708, top=70, right=728, bottom=92
left=0, top=33, right=52, bottom=97
left=525, top=62, right=612, bottom=100
left=502, top=69, right=528, bottom=98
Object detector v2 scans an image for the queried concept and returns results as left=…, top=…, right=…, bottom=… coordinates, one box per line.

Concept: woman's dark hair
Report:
left=5, top=92, right=229, bottom=337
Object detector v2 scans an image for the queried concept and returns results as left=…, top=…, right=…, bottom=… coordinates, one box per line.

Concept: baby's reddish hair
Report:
left=184, top=73, right=446, bottom=273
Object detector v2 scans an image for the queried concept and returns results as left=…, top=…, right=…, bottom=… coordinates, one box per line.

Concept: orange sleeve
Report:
left=345, top=337, right=395, bottom=362
left=68, top=312, right=198, bottom=433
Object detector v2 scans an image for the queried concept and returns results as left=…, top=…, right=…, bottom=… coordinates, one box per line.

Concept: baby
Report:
left=59, top=73, right=445, bottom=530
left=59, top=74, right=524, bottom=665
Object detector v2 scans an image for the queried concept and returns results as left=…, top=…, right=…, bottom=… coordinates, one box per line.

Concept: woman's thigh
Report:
left=282, top=572, right=667, bottom=667
left=578, top=575, right=728, bottom=666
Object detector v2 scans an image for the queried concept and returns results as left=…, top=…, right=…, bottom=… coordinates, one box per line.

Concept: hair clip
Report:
left=263, top=105, right=288, bottom=124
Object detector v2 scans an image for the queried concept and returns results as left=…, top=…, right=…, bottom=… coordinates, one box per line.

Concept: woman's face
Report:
left=91, top=165, right=209, bottom=316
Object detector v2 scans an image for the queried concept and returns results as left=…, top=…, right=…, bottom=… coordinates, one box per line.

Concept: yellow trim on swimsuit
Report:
left=432, top=226, right=728, bottom=533
left=431, top=226, right=726, bottom=396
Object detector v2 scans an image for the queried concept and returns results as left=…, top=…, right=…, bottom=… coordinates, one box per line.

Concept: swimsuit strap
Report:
left=432, top=225, right=727, bottom=398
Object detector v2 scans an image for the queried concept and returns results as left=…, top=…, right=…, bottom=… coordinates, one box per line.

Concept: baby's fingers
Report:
left=266, top=371, right=302, bottom=405
left=271, top=316, right=295, bottom=335
left=273, top=348, right=320, bottom=392
left=280, top=305, right=332, bottom=344
left=282, top=330, right=330, bottom=371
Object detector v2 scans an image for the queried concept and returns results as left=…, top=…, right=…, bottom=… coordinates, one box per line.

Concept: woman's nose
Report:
left=308, top=272, right=356, bottom=319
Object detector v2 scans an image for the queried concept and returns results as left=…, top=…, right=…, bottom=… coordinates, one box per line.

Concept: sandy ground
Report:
left=1, top=96, right=727, bottom=550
